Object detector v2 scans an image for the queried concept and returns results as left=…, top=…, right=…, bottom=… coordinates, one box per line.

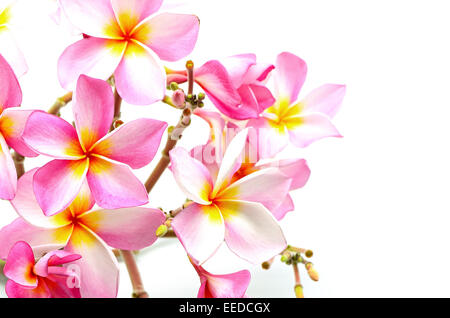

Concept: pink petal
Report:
left=5, top=279, right=51, bottom=298
left=217, top=168, right=291, bottom=211
left=114, top=41, right=165, bottom=105
left=172, top=203, right=225, bottom=264
left=0, top=109, right=37, bottom=157
left=73, top=75, right=114, bottom=151
left=92, top=118, right=167, bottom=169
left=169, top=147, right=213, bottom=205
left=244, top=63, right=275, bottom=83
left=111, top=0, right=163, bottom=34
left=212, top=129, right=248, bottom=197
left=0, top=53, right=21, bottom=110
left=0, top=218, right=73, bottom=260
left=197, top=268, right=251, bottom=298
left=287, top=113, right=342, bottom=148
left=302, top=84, right=346, bottom=118
left=86, top=156, right=148, bottom=209
left=43, top=275, right=81, bottom=298
left=0, top=28, right=28, bottom=77
left=0, top=133, right=16, bottom=199
left=217, top=200, right=287, bottom=264
left=246, top=117, right=289, bottom=159
left=65, top=225, right=119, bottom=298
left=194, top=61, right=242, bottom=119
left=134, top=13, right=200, bottom=62
left=270, top=194, right=294, bottom=220
left=4, top=241, right=37, bottom=287
left=23, top=111, right=84, bottom=159
left=275, top=52, right=307, bottom=104
left=248, top=84, right=276, bottom=112
left=221, top=54, right=256, bottom=88
left=33, top=159, right=89, bottom=216
left=11, top=169, right=73, bottom=229
left=235, top=84, right=274, bottom=119
left=79, top=207, right=165, bottom=250
left=59, top=0, right=122, bottom=39
left=33, top=250, right=81, bottom=277
left=67, top=179, right=96, bottom=216
left=57, top=37, right=127, bottom=90
left=258, top=158, right=311, bottom=190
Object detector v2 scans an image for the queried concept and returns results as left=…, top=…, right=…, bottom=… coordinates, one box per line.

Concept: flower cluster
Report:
left=0, top=0, right=345, bottom=298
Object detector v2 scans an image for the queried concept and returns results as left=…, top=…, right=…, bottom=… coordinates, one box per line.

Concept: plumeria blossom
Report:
left=22, top=75, right=167, bottom=216
left=220, top=54, right=275, bottom=119
left=191, top=260, right=250, bottom=298
left=193, top=110, right=311, bottom=220
left=57, top=0, right=200, bottom=105
left=248, top=52, right=346, bottom=156
left=0, top=0, right=27, bottom=76
left=170, top=129, right=288, bottom=265
left=0, top=54, right=37, bottom=200
left=0, top=168, right=166, bottom=298
left=4, top=241, right=81, bottom=298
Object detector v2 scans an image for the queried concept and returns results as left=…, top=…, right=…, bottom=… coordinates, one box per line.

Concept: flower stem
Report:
left=293, top=262, right=304, bottom=298
left=110, top=88, right=122, bottom=131
left=120, top=250, right=149, bottom=298
left=12, top=151, right=25, bottom=179
left=48, top=91, right=73, bottom=116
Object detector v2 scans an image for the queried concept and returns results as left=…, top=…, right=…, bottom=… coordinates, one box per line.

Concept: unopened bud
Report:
left=169, top=82, right=179, bottom=91
left=198, top=101, right=204, bottom=108
left=114, top=120, right=124, bottom=129
left=294, top=284, right=304, bottom=298
left=156, top=224, right=168, bottom=237
left=168, top=126, right=175, bottom=134
left=262, top=261, right=271, bottom=270
left=305, top=263, right=319, bottom=281
left=198, top=92, right=205, bottom=100
left=186, top=60, right=194, bottom=70
left=305, top=250, right=313, bottom=258
left=181, top=116, right=191, bottom=127
left=172, top=89, right=185, bottom=108
left=280, top=251, right=291, bottom=263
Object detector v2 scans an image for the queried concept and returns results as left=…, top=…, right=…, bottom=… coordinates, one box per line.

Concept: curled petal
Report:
left=92, top=118, right=167, bottom=169
left=0, top=109, right=38, bottom=157
left=73, top=75, right=114, bottom=151
left=172, top=203, right=225, bottom=264
left=0, top=52, right=21, bottom=110
left=5, top=279, right=50, bottom=298
left=134, top=13, right=200, bottom=62
left=221, top=54, right=256, bottom=88
left=80, top=207, right=165, bottom=250
left=86, top=156, right=148, bottom=209
left=4, top=241, right=37, bottom=287
left=270, top=194, right=295, bottom=221
left=33, top=250, right=81, bottom=277
left=197, top=267, right=251, bottom=298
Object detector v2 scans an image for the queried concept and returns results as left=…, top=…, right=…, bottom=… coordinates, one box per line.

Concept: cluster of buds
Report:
left=168, top=82, right=206, bottom=111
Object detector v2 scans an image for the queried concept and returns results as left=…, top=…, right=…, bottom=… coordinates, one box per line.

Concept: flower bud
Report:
left=198, top=92, right=205, bottom=100
left=113, top=120, right=124, bottom=129
left=294, top=284, right=304, bottom=298
left=169, top=82, right=179, bottom=91
left=186, top=60, right=194, bottom=70
left=156, top=224, right=168, bottom=237
left=172, top=89, right=185, bottom=108
left=305, top=263, right=319, bottom=281
left=305, top=250, right=313, bottom=258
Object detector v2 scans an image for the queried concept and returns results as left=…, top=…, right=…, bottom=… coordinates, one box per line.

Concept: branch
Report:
left=48, top=91, right=73, bottom=116
left=12, top=151, right=25, bottom=179
left=120, top=250, right=149, bottom=298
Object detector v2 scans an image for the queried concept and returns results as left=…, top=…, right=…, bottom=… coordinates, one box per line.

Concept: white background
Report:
left=1, top=0, right=450, bottom=297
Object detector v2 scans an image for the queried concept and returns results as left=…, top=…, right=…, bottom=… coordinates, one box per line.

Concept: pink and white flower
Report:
left=0, top=54, right=37, bottom=200
left=192, top=261, right=250, bottom=298
left=248, top=52, right=346, bottom=156
left=0, top=169, right=166, bottom=298
left=23, top=75, right=167, bottom=216
left=0, top=0, right=28, bottom=76
left=4, top=241, right=81, bottom=298
left=57, top=0, right=200, bottom=105
left=192, top=110, right=311, bottom=220
left=170, top=129, right=288, bottom=265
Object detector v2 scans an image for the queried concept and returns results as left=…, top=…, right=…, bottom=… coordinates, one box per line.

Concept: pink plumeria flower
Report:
left=169, top=129, right=288, bottom=265
left=193, top=110, right=311, bottom=220
left=0, top=169, right=166, bottom=298
left=57, top=0, right=200, bottom=105
left=219, top=54, right=275, bottom=119
left=0, top=54, right=37, bottom=200
left=191, top=261, right=250, bottom=298
left=0, top=0, right=28, bottom=76
left=23, top=75, right=167, bottom=216
left=248, top=52, right=346, bottom=157
left=4, top=241, right=81, bottom=298
left=166, top=60, right=242, bottom=118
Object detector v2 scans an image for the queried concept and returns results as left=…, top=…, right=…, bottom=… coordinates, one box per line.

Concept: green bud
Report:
left=198, top=92, right=205, bottom=100
left=294, top=284, right=304, bottom=298
left=156, top=224, right=168, bottom=237
left=169, top=82, right=179, bottom=91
